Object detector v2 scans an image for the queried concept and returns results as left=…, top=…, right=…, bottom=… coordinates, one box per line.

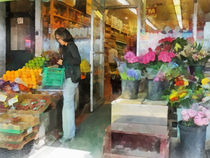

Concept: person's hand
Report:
left=57, top=59, right=63, bottom=65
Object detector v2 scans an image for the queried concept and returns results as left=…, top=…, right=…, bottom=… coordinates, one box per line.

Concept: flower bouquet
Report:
left=181, top=104, right=210, bottom=127
left=177, top=41, right=210, bottom=66
left=166, top=75, right=204, bottom=108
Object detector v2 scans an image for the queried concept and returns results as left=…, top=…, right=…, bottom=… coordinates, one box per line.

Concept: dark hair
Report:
left=54, top=27, right=74, bottom=42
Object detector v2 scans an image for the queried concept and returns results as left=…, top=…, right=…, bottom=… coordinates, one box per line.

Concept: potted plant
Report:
left=138, top=47, right=177, bottom=100
left=178, top=104, right=210, bottom=158
left=117, top=51, right=143, bottom=99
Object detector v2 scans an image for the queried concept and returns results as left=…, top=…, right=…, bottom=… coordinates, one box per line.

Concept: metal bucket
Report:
left=146, top=79, right=166, bottom=101
left=178, top=121, right=207, bottom=158
left=121, top=80, right=140, bottom=99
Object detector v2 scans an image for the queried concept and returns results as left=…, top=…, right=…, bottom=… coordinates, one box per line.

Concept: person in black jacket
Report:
left=55, top=27, right=81, bottom=143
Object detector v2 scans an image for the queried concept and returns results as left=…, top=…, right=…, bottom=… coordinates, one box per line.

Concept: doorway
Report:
left=103, top=1, right=138, bottom=102
left=6, top=0, right=35, bottom=71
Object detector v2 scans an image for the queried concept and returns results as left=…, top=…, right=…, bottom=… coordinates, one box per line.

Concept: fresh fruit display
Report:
left=15, top=96, right=50, bottom=111
left=24, top=57, right=46, bottom=69
left=42, top=51, right=61, bottom=66
left=2, top=68, right=42, bottom=89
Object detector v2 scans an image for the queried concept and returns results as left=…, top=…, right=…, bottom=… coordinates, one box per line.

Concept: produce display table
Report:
left=0, top=91, right=62, bottom=150
left=102, top=94, right=169, bottom=158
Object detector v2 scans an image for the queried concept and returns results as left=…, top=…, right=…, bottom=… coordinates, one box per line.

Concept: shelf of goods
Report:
left=42, top=0, right=90, bottom=31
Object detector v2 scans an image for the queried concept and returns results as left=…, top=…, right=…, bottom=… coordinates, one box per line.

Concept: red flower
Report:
left=158, top=51, right=175, bottom=63
left=170, top=96, right=179, bottom=102
left=175, top=80, right=185, bottom=86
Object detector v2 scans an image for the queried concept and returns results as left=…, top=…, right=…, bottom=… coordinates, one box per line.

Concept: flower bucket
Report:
left=121, top=80, right=140, bottom=99
left=189, top=65, right=204, bottom=75
left=178, top=121, right=207, bottom=158
left=146, top=79, right=166, bottom=101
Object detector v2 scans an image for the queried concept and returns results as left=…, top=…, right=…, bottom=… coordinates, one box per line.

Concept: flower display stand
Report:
left=102, top=94, right=169, bottom=158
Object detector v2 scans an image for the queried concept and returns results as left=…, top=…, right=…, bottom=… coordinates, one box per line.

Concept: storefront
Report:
left=0, top=0, right=210, bottom=156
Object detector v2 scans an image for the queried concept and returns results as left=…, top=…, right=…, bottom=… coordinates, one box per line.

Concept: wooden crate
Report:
left=0, top=113, right=39, bottom=133
left=9, top=94, right=51, bottom=115
left=102, top=123, right=169, bottom=158
left=111, top=97, right=168, bottom=126
left=0, top=125, right=39, bottom=143
left=0, top=132, right=37, bottom=150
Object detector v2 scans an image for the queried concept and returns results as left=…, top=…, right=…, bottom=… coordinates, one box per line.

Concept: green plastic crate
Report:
left=42, top=67, right=65, bottom=89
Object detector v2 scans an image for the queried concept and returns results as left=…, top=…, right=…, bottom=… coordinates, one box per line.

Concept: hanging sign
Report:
left=17, top=17, right=24, bottom=24
left=86, top=0, right=91, bottom=15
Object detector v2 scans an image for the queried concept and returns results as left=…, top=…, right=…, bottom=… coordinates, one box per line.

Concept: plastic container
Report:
left=42, top=67, right=65, bottom=89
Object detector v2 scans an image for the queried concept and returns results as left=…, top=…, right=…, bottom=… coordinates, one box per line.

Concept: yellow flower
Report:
left=201, top=78, right=209, bottom=85
left=169, top=90, right=178, bottom=101
left=179, top=92, right=187, bottom=98
left=192, top=95, right=198, bottom=100
left=183, top=79, right=189, bottom=86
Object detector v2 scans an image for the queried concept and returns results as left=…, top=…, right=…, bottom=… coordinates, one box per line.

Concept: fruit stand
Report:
left=0, top=54, right=65, bottom=150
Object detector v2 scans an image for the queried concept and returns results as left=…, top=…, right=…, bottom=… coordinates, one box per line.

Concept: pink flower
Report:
left=204, top=110, right=210, bottom=120
left=187, top=109, right=197, bottom=118
left=194, top=115, right=203, bottom=126
left=182, top=109, right=190, bottom=121
left=124, top=51, right=138, bottom=63
left=138, top=55, right=144, bottom=63
left=154, top=72, right=165, bottom=82
left=202, top=118, right=209, bottom=126
left=158, top=52, right=175, bottom=63
left=182, top=114, right=190, bottom=121
left=197, top=111, right=205, bottom=118
left=140, top=51, right=156, bottom=64
left=128, top=56, right=139, bottom=63
left=181, top=109, right=188, bottom=116
left=124, top=51, right=135, bottom=59
left=168, top=52, right=175, bottom=58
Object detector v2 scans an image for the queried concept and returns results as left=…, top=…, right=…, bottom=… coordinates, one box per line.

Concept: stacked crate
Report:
left=103, top=96, right=169, bottom=158
left=0, top=113, right=39, bottom=150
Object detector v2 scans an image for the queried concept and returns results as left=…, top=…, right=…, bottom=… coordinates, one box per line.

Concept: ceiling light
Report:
left=146, top=19, right=157, bottom=30
left=117, top=0, right=129, bottom=5
left=129, top=8, right=137, bottom=14
left=173, top=0, right=183, bottom=29
left=173, top=0, right=180, bottom=5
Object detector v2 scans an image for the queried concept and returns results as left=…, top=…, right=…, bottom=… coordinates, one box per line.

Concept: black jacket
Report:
left=60, top=41, right=81, bottom=83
